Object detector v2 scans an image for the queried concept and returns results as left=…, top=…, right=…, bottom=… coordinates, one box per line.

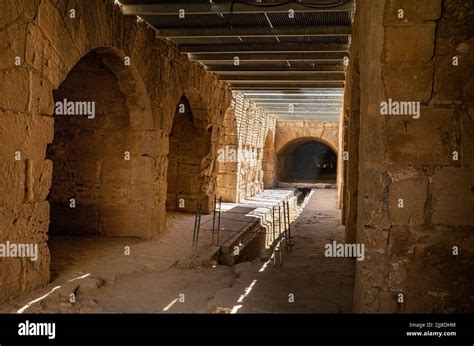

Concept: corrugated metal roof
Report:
left=119, top=0, right=354, bottom=121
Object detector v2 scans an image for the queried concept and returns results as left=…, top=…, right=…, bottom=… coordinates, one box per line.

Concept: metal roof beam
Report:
left=231, top=83, right=344, bottom=89
left=227, top=75, right=345, bottom=82
left=204, top=60, right=344, bottom=66
left=259, top=103, right=342, bottom=107
left=219, top=73, right=345, bottom=83
left=190, top=52, right=347, bottom=62
left=122, top=2, right=354, bottom=16
left=262, top=108, right=342, bottom=112
left=269, top=113, right=339, bottom=122
left=240, top=91, right=343, bottom=95
left=181, top=43, right=350, bottom=54
left=266, top=112, right=340, bottom=116
left=244, top=95, right=343, bottom=98
left=155, top=26, right=351, bottom=38
left=207, top=65, right=344, bottom=72
left=263, top=112, right=341, bottom=117
left=252, top=101, right=342, bottom=104
left=216, top=71, right=345, bottom=77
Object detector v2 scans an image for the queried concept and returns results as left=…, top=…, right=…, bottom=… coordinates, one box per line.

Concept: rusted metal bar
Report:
left=216, top=197, right=222, bottom=244
left=271, top=206, right=276, bottom=244
left=278, top=204, right=282, bottom=265
left=212, top=196, right=217, bottom=244
left=193, top=201, right=202, bottom=246
left=278, top=204, right=282, bottom=236
left=285, top=200, right=293, bottom=252
left=286, top=200, right=291, bottom=240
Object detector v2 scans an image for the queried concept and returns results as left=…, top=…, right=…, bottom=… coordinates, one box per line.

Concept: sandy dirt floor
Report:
left=0, top=189, right=354, bottom=313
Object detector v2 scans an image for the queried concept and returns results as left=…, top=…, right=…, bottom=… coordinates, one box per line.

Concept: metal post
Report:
left=277, top=204, right=282, bottom=265
left=272, top=205, right=277, bottom=265
left=286, top=200, right=291, bottom=244
left=278, top=205, right=282, bottom=237
left=271, top=206, right=276, bottom=244
left=212, top=196, right=217, bottom=244
left=217, top=197, right=222, bottom=244
left=193, top=201, right=202, bottom=246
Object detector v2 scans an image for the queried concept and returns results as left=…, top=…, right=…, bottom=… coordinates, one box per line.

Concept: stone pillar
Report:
left=353, top=0, right=474, bottom=312
left=344, top=4, right=361, bottom=243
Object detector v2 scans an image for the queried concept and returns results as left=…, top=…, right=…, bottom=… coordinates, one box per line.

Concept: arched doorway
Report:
left=277, top=139, right=337, bottom=184
left=166, top=95, right=211, bottom=212
left=46, top=48, right=155, bottom=278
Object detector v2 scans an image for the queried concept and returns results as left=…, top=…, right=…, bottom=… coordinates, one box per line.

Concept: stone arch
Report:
left=165, top=91, right=212, bottom=213
left=54, top=47, right=154, bottom=131
left=277, top=136, right=338, bottom=156
left=216, top=106, right=239, bottom=202
left=276, top=137, right=338, bottom=184
left=262, top=129, right=276, bottom=189
left=46, top=47, right=157, bottom=242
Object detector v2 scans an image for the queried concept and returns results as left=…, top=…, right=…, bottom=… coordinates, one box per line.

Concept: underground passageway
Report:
left=277, top=139, right=337, bottom=184
left=1, top=0, right=472, bottom=318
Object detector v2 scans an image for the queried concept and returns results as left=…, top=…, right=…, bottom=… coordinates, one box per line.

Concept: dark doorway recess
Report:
left=278, top=140, right=337, bottom=184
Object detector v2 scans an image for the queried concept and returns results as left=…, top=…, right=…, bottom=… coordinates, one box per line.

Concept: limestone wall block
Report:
left=385, top=0, right=441, bottom=24
left=385, top=24, right=436, bottom=62
left=36, top=0, right=82, bottom=69
left=0, top=201, right=49, bottom=243
left=383, top=62, right=433, bottom=102
left=0, top=112, right=53, bottom=161
left=130, top=156, right=156, bottom=185
left=388, top=174, right=428, bottom=226
left=0, top=0, right=39, bottom=28
left=461, top=110, right=474, bottom=166
left=0, top=258, right=21, bottom=298
left=0, top=22, right=28, bottom=70
left=434, top=52, right=472, bottom=104
left=386, top=107, right=456, bottom=165
left=0, top=161, right=25, bottom=208
left=0, top=69, right=30, bottom=112
left=431, top=167, right=474, bottom=226
left=31, top=159, right=53, bottom=202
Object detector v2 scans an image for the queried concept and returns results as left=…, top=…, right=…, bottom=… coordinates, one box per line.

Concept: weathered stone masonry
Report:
left=275, top=120, right=339, bottom=184
left=217, top=92, right=276, bottom=202
left=0, top=0, right=274, bottom=303
left=1, top=0, right=472, bottom=313
left=349, top=0, right=474, bottom=312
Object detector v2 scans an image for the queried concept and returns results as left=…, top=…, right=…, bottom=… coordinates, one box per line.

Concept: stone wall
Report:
left=166, top=95, right=212, bottom=213
left=352, top=0, right=474, bottom=312
left=274, top=120, right=339, bottom=184
left=0, top=0, right=272, bottom=303
left=216, top=93, right=276, bottom=202
left=342, top=3, right=361, bottom=243
left=275, top=120, right=339, bottom=154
